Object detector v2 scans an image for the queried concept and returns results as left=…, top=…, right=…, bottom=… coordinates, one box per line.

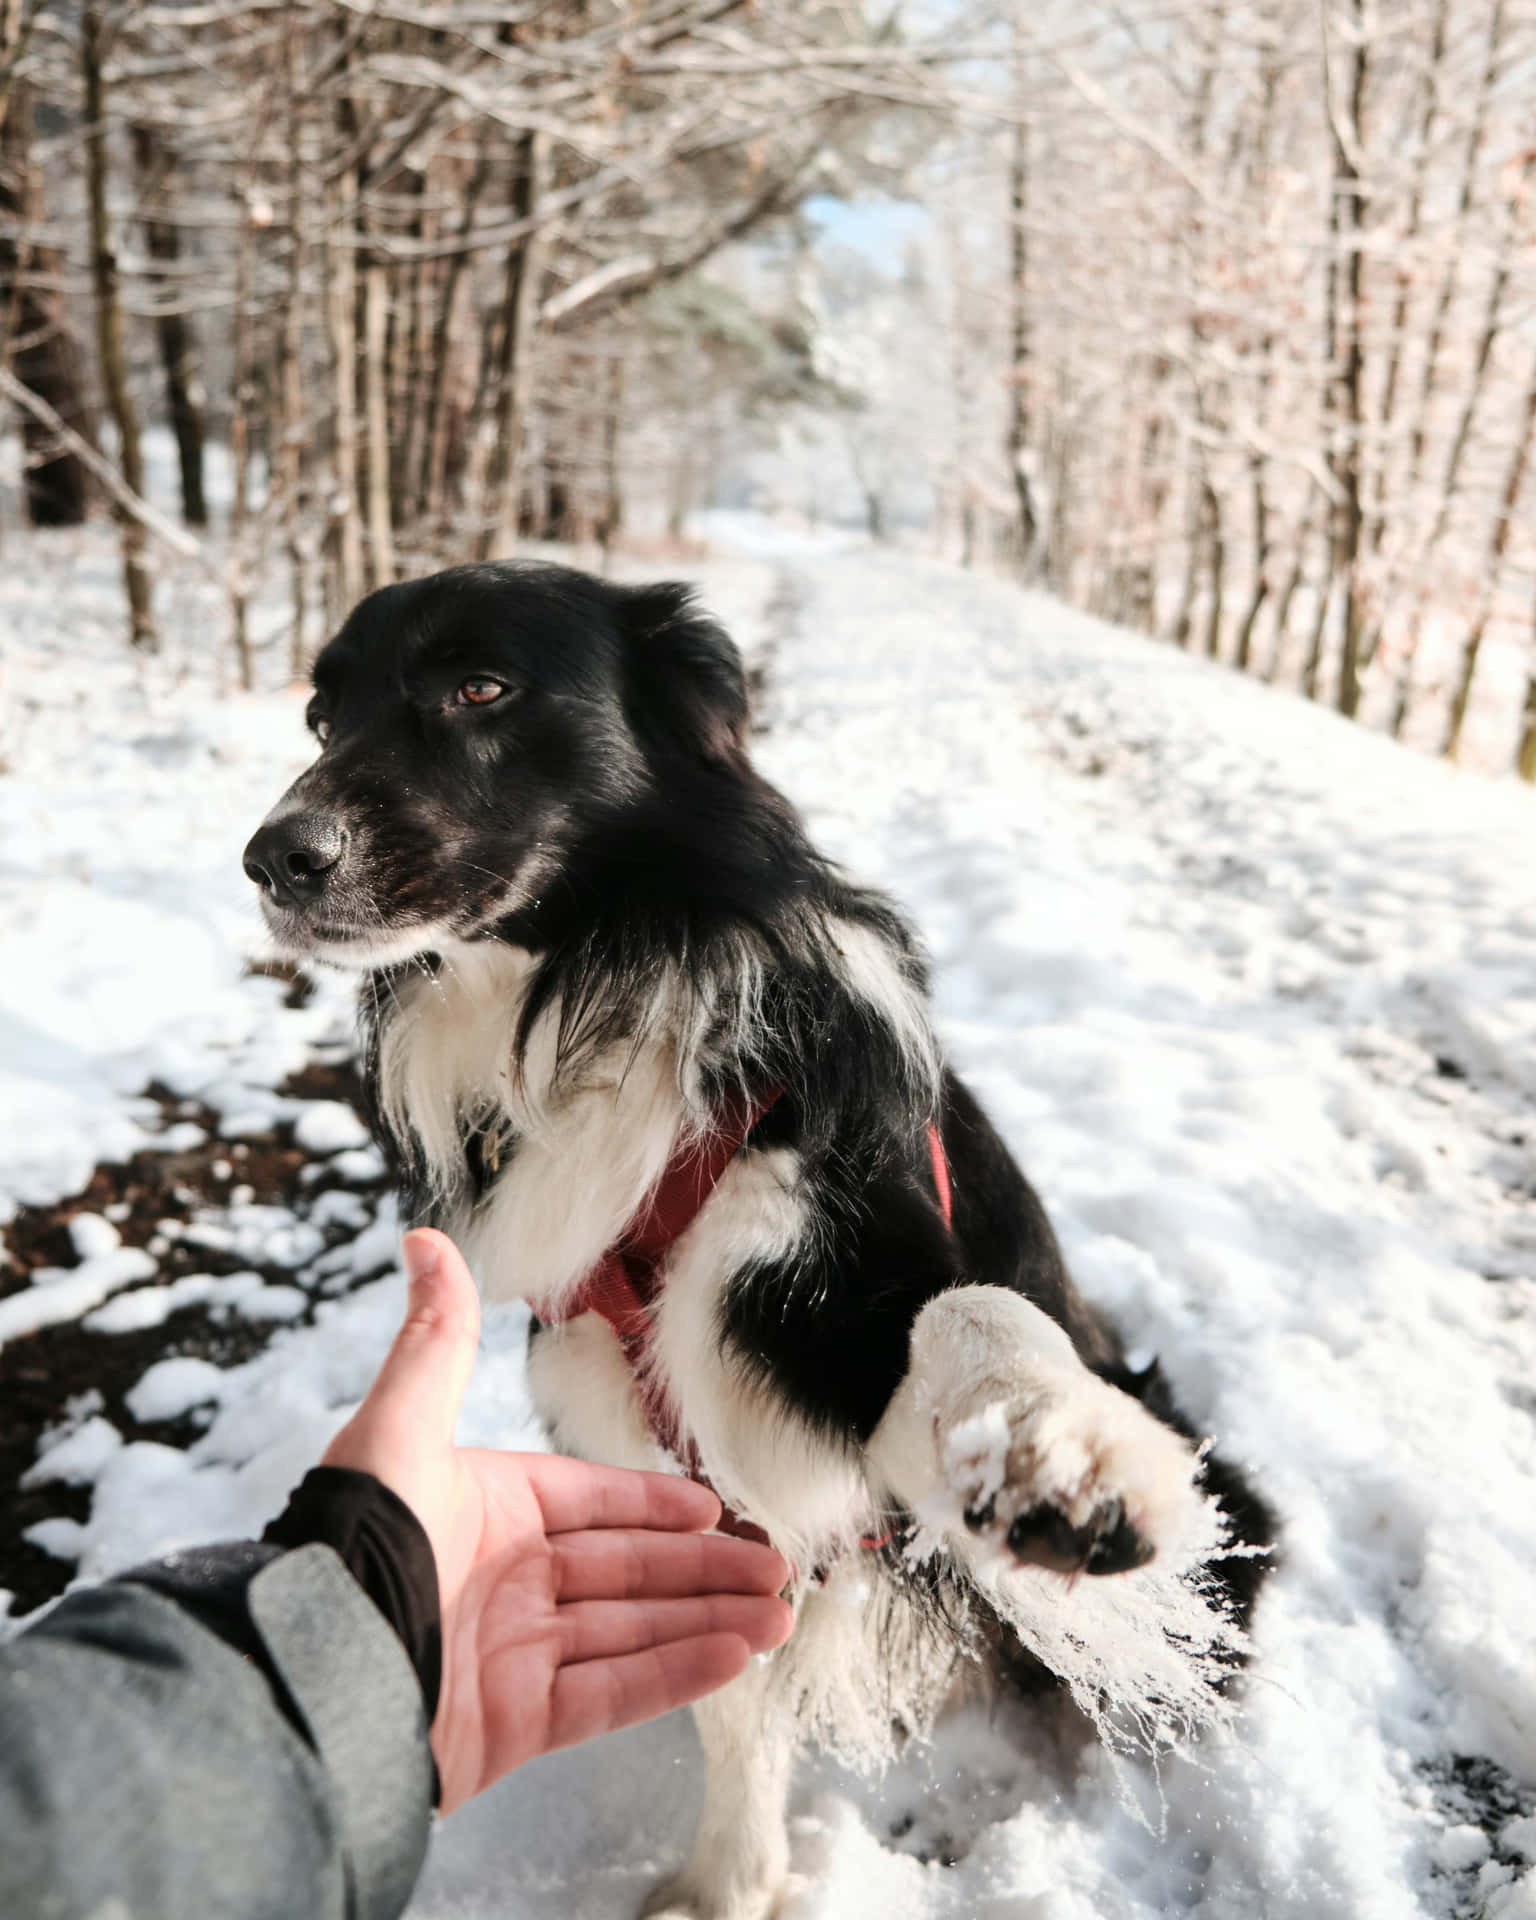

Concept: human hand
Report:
left=322, top=1228, right=794, bottom=1813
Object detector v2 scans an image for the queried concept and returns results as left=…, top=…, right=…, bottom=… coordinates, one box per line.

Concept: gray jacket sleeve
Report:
left=0, top=1541, right=434, bottom=1920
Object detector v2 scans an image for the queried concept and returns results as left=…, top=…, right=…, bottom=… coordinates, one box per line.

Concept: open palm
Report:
left=323, top=1229, right=792, bottom=1814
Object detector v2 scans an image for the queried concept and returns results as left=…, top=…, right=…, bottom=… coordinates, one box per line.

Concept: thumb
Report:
left=346, top=1229, right=482, bottom=1453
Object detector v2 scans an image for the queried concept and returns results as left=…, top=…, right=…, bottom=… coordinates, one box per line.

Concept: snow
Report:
left=0, top=1247, right=158, bottom=1348
left=125, top=1356, right=229, bottom=1423
left=20, top=1416, right=124, bottom=1490
left=323, top=1144, right=388, bottom=1185
left=67, top=1212, right=121, bottom=1261
left=3, top=523, right=1535, bottom=1916
left=292, top=1100, right=372, bottom=1154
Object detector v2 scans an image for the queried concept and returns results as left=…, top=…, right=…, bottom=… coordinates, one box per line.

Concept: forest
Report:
left=2, top=0, right=1534, bottom=777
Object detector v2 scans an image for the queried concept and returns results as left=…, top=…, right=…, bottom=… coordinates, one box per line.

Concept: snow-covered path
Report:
left=3, top=532, right=1535, bottom=1916
left=725, top=546, right=1536, bottom=1919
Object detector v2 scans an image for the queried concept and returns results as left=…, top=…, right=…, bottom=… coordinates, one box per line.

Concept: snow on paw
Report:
left=940, top=1372, right=1202, bottom=1580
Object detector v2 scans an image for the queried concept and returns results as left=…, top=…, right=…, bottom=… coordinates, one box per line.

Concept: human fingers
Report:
left=556, top=1592, right=794, bottom=1666
left=505, top=1450, right=723, bottom=1536
left=546, top=1635, right=758, bottom=1752
left=324, top=1230, right=479, bottom=1467
left=552, top=1528, right=790, bottom=1603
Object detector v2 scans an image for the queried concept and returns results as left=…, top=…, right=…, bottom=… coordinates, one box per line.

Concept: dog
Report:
left=244, top=561, right=1274, bottom=1920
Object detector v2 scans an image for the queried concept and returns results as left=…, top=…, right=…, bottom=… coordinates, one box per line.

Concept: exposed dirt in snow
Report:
left=0, top=1047, right=391, bottom=1612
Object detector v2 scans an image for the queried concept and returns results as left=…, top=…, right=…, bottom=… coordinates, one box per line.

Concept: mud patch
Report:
left=0, top=1059, right=390, bottom=1615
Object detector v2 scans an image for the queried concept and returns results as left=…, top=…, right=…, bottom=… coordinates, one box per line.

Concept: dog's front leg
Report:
left=642, top=1647, right=795, bottom=1920
left=867, top=1284, right=1203, bottom=1578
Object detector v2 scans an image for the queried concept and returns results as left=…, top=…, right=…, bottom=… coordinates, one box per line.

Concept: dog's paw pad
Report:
left=1003, top=1494, right=1156, bottom=1576
left=943, top=1376, right=1200, bottom=1578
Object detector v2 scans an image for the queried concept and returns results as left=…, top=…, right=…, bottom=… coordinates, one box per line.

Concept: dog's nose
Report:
left=243, top=814, right=347, bottom=906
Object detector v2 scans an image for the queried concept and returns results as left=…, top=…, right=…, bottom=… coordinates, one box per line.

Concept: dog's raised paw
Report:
left=942, top=1371, right=1201, bottom=1579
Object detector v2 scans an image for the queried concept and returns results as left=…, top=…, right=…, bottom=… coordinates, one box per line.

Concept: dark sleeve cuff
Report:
left=263, top=1466, right=442, bottom=1724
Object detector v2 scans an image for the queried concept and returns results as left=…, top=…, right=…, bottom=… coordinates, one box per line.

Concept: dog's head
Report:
left=242, top=563, right=749, bottom=966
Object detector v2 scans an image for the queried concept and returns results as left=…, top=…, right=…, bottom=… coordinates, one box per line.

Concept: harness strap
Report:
left=536, top=1103, right=955, bottom=1554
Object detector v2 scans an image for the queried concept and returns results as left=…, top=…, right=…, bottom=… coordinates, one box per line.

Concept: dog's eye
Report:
left=307, top=705, right=331, bottom=743
left=456, top=677, right=509, bottom=707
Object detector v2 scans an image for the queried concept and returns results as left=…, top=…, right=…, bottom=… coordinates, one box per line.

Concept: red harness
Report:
left=535, top=1093, right=953, bottom=1550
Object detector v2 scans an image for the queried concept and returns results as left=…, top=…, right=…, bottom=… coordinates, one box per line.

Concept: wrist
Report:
left=264, top=1466, right=443, bottom=1725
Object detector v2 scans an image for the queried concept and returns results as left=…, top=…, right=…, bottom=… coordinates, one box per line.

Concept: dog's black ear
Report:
left=614, top=581, right=749, bottom=765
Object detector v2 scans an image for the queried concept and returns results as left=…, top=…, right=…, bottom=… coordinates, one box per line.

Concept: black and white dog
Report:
left=244, top=563, right=1273, bottom=1920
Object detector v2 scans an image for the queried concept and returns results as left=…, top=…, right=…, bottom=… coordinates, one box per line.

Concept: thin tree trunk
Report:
left=1326, top=0, right=1367, bottom=718
left=1165, top=7, right=1221, bottom=649
left=1442, top=345, right=1536, bottom=759
left=1516, top=646, right=1536, bottom=782
left=1401, top=0, right=1505, bottom=527
left=1167, top=462, right=1202, bottom=647
left=82, top=0, right=155, bottom=651
left=362, top=250, right=394, bottom=586
left=228, top=163, right=256, bottom=690
left=1200, top=477, right=1224, bottom=658
left=1006, top=12, right=1038, bottom=575
left=325, top=164, right=365, bottom=615
left=596, top=349, right=625, bottom=558
left=130, top=123, right=207, bottom=527
left=390, top=162, right=428, bottom=531
left=419, top=132, right=490, bottom=524
left=1265, top=501, right=1315, bottom=684
left=1367, top=0, right=1448, bottom=563
left=279, top=12, right=307, bottom=672
left=1233, top=448, right=1269, bottom=671
left=483, top=130, right=549, bottom=562
left=0, top=79, right=91, bottom=526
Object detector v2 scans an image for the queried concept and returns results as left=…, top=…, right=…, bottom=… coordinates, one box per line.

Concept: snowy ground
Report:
left=3, top=517, right=1535, bottom=1918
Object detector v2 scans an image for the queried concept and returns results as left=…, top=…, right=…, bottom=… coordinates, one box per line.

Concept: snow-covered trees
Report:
left=1, top=0, right=1532, bottom=774
left=0, top=0, right=949, bottom=670
left=980, top=0, right=1536, bottom=773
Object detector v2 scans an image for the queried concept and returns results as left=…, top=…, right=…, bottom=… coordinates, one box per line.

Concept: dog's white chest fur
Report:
left=379, top=940, right=692, bottom=1307
left=377, top=940, right=871, bottom=1559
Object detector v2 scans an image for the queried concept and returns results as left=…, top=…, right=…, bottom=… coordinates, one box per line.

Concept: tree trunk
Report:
left=228, top=190, right=255, bottom=692
left=419, top=133, right=490, bottom=525
left=82, top=0, right=156, bottom=650
left=482, top=131, right=550, bottom=562
left=0, top=81, right=92, bottom=526
left=1233, top=450, right=1269, bottom=671
left=1402, top=0, right=1505, bottom=528
left=130, top=122, right=207, bottom=527
left=1442, top=344, right=1536, bottom=760
left=362, top=252, right=394, bottom=587
left=1516, top=652, right=1536, bottom=782
left=1326, top=0, right=1367, bottom=718
left=1165, top=10, right=1221, bottom=651
left=1167, top=464, right=1201, bottom=647
left=1200, top=476, right=1224, bottom=659
left=1368, top=0, right=1448, bottom=560
left=1005, top=14, right=1038, bottom=575
left=324, top=163, right=365, bottom=617
left=389, top=165, right=429, bottom=532
left=1265, top=500, right=1316, bottom=685
left=279, top=11, right=307, bottom=673
left=596, top=349, right=625, bottom=558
